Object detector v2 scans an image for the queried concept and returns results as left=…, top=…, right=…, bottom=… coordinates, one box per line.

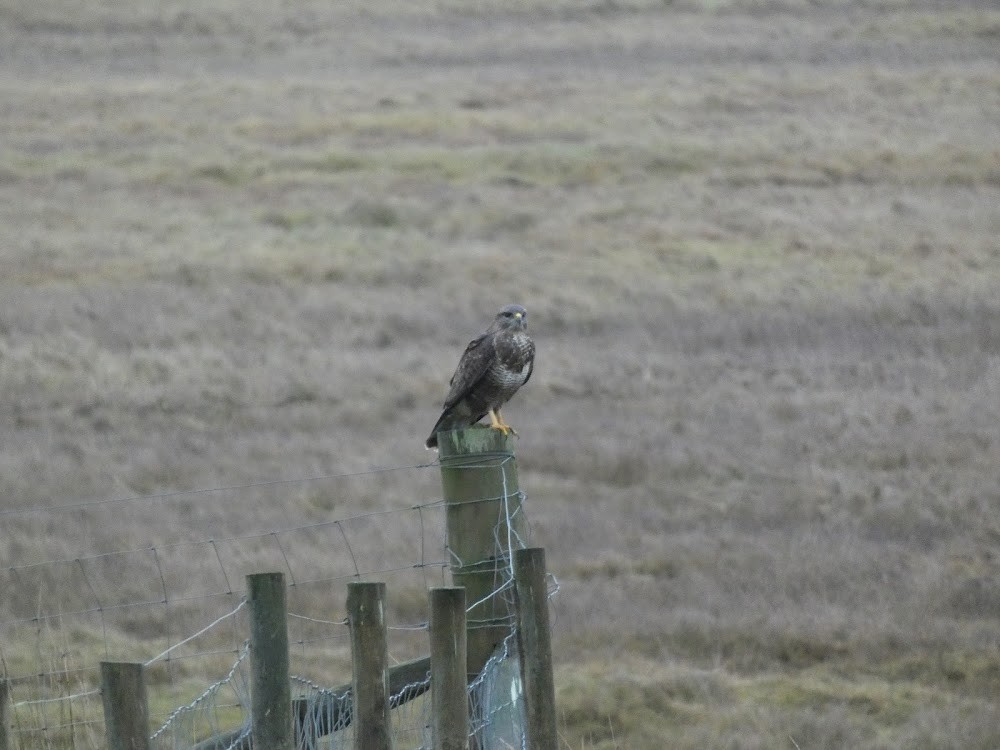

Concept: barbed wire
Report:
left=149, top=641, right=251, bottom=744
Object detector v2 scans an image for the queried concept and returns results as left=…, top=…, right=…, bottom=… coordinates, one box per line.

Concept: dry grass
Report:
left=1, top=0, right=999, bottom=747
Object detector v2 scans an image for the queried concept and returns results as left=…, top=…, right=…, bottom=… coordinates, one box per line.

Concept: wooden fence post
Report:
left=514, top=548, right=557, bottom=750
left=99, top=662, right=150, bottom=750
left=347, top=581, right=393, bottom=750
left=247, top=572, right=293, bottom=750
left=437, top=428, right=525, bottom=679
left=0, top=679, right=10, bottom=750
left=430, top=587, right=468, bottom=750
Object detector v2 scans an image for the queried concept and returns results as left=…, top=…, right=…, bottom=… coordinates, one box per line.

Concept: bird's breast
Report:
left=498, top=335, right=532, bottom=365
left=489, top=367, right=529, bottom=394
left=492, top=335, right=533, bottom=387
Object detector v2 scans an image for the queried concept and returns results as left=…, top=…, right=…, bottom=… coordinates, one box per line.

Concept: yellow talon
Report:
left=488, top=409, right=517, bottom=436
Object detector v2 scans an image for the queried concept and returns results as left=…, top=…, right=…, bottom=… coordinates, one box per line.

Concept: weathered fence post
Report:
left=430, top=587, right=469, bottom=750
left=247, top=572, right=293, bottom=750
left=514, top=548, right=557, bottom=750
left=436, top=428, right=525, bottom=679
left=347, top=581, right=393, bottom=750
left=0, top=679, right=10, bottom=750
left=99, top=662, right=150, bottom=750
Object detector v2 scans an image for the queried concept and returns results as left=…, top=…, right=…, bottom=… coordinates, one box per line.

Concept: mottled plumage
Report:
left=425, top=304, right=535, bottom=449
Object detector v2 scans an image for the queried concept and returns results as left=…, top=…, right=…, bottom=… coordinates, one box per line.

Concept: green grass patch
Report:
left=556, top=656, right=1000, bottom=749
left=557, top=660, right=729, bottom=747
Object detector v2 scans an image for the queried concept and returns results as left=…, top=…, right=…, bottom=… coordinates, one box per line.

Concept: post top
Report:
left=435, top=426, right=516, bottom=460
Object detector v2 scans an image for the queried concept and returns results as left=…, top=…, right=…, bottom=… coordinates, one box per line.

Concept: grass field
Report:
left=1, top=0, right=999, bottom=747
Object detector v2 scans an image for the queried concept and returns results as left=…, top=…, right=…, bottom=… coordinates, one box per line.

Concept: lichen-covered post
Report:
left=436, top=427, right=526, bottom=679
left=347, top=581, right=393, bottom=750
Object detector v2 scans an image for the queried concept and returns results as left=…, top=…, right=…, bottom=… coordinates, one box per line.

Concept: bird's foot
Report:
left=488, top=409, right=518, bottom=437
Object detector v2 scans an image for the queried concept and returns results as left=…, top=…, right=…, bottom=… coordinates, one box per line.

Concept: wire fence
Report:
left=1, top=457, right=543, bottom=749
left=0, top=456, right=554, bottom=750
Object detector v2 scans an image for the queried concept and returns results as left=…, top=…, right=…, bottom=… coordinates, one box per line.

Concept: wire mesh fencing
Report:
left=1, top=451, right=543, bottom=749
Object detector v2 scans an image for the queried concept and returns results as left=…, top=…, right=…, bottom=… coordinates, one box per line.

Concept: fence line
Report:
left=1, top=462, right=447, bottom=748
left=104, top=555, right=551, bottom=750
left=1, top=431, right=556, bottom=749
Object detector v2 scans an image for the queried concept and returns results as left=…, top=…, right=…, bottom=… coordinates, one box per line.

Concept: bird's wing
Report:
left=522, top=340, right=535, bottom=387
left=441, top=331, right=496, bottom=409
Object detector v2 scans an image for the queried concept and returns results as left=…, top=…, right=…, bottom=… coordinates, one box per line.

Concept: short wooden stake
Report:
left=0, top=679, right=11, bottom=750
left=247, top=572, right=293, bottom=750
left=430, top=587, right=469, bottom=750
left=347, top=581, right=393, bottom=750
left=514, top=548, right=557, bottom=750
left=99, top=662, right=150, bottom=750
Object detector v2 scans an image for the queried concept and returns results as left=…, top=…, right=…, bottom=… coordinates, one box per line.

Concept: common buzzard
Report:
left=425, top=304, right=535, bottom=449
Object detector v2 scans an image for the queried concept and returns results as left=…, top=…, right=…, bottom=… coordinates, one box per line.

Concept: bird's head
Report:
left=496, top=303, right=528, bottom=331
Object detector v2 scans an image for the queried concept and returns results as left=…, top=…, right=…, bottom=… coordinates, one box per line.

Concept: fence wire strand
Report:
left=0, top=462, right=440, bottom=520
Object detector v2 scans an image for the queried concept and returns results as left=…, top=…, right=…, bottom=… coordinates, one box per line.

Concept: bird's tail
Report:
left=425, top=411, right=462, bottom=449
left=425, top=416, right=445, bottom=450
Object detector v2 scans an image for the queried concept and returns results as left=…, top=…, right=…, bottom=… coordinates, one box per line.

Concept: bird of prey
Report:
left=425, top=304, right=535, bottom=449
